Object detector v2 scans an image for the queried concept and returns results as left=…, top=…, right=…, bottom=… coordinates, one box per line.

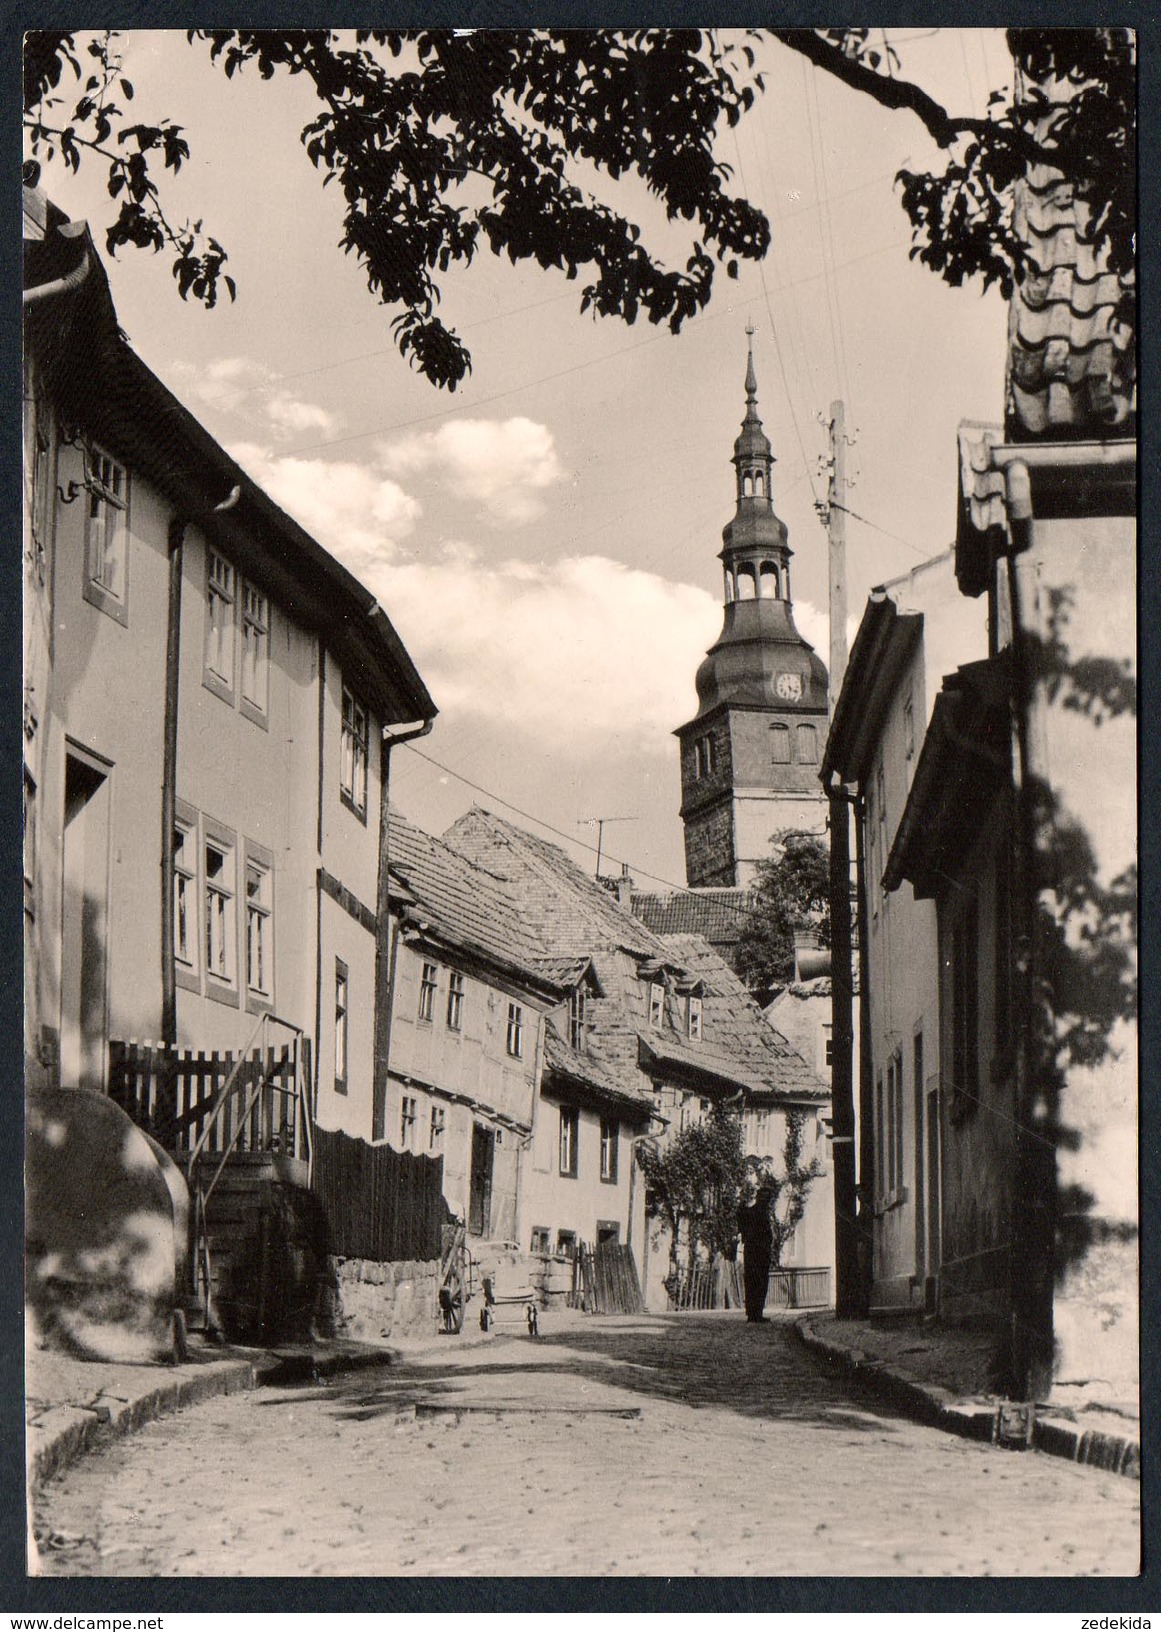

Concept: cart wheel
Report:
left=441, top=1269, right=465, bottom=1334
left=527, top=1305, right=539, bottom=1338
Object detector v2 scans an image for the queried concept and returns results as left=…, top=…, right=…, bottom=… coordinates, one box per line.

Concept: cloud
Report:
left=227, top=441, right=420, bottom=567
left=379, top=417, right=564, bottom=525
left=344, top=543, right=831, bottom=757
left=222, top=437, right=831, bottom=760
left=172, top=357, right=341, bottom=442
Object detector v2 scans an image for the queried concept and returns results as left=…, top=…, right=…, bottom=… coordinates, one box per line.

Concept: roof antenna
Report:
left=577, top=815, right=637, bottom=881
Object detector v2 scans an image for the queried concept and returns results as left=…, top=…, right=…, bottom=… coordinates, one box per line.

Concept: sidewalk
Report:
left=795, top=1312, right=1140, bottom=1480
left=26, top=1330, right=399, bottom=1495
left=26, top=1303, right=577, bottom=1496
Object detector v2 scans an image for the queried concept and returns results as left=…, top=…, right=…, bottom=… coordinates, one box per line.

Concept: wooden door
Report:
left=468, top=1122, right=494, bottom=1238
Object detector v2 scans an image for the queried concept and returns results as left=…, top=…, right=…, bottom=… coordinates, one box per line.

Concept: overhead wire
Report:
left=399, top=740, right=821, bottom=920
left=803, top=57, right=854, bottom=416
left=729, top=132, right=823, bottom=506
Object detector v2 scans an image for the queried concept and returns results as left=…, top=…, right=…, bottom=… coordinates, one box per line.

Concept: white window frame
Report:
left=82, top=446, right=129, bottom=624
left=334, top=959, right=349, bottom=1092
left=173, top=810, right=200, bottom=984
left=599, top=1118, right=619, bottom=1183
left=568, top=986, right=587, bottom=1050
left=687, top=994, right=703, bottom=1041
left=559, top=1105, right=579, bottom=1177
left=244, top=842, right=274, bottom=1008
left=430, top=1103, right=446, bottom=1151
left=648, top=981, right=665, bottom=1029
left=203, top=827, right=238, bottom=994
left=204, top=549, right=237, bottom=702
left=400, top=1093, right=418, bottom=1150
left=240, top=580, right=270, bottom=724
left=340, top=683, right=369, bottom=818
left=506, top=1002, right=524, bottom=1059
left=419, top=961, right=438, bottom=1022
left=446, top=970, right=465, bottom=1031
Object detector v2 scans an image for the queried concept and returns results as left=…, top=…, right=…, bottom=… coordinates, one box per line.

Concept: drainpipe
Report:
left=825, top=773, right=861, bottom=1315
left=513, top=1013, right=546, bottom=1254
left=853, top=791, right=874, bottom=1315
left=160, top=488, right=241, bottom=1078
left=1003, top=459, right=1055, bottom=1401
left=372, top=716, right=435, bottom=1140
left=627, top=1113, right=669, bottom=1297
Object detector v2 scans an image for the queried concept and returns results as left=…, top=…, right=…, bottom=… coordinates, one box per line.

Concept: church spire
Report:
left=673, top=326, right=830, bottom=888
left=744, top=320, right=758, bottom=402
left=732, top=325, right=776, bottom=511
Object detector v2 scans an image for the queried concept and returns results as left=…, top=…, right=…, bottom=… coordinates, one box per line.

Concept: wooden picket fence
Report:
left=570, top=1240, right=645, bottom=1315
left=310, top=1123, right=447, bottom=1264
left=668, top=1256, right=743, bottom=1312
left=667, top=1260, right=831, bottom=1311
left=108, top=1037, right=309, bottom=1159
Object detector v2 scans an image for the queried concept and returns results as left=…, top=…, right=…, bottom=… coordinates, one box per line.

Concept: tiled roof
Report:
left=631, top=888, right=754, bottom=948
left=657, top=934, right=827, bottom=1102
left=444, top=809, right=668, bottom=961
left=441, top=810, right=824, bottom=1104
left=542, top=1024, right=652, bottom=1118
left=1006, top=169, right=1135, bottom=440
left=387, top=810, right=551, bottom=984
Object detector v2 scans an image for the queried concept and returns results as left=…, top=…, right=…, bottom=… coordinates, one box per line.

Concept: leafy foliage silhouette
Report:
left=23, top=29, right=1136, bottom=386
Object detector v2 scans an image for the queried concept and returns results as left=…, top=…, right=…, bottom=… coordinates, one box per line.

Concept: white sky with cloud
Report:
left=379, top=417, right=565, bottom=525
left=44, top=28, right=1015, bottom=883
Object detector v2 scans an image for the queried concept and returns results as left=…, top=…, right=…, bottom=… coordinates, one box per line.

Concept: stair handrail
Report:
left=186, top=1010, right=306, bottom=1325
left=186, top=1010, right=305, bottom=1170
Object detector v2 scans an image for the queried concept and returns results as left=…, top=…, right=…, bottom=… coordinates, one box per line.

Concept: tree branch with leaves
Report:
left=23, top=28, right=1135, bottom=386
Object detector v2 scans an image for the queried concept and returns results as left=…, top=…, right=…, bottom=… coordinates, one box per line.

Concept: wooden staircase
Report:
left=109, top=1015, right=316, bottom=1344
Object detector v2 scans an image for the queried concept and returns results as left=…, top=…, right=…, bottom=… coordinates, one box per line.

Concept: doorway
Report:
left=468, top=1122, right=494, bottom=1238
left=60, top=748, right=111, bottom=1091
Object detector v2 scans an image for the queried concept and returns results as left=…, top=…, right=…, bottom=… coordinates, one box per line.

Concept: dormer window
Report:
left=686, top=995, right=703, bottom=1042
left=568, top=987, right=587, bottom=1050
left=648, top=981, right=665, bottom=1029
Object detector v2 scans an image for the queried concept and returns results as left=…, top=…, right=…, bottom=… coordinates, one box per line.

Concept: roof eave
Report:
left=821, top=596, right=922, bottom=784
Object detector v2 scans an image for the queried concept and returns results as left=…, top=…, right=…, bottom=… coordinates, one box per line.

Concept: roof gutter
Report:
left=23, top=221, right=91, bottom=305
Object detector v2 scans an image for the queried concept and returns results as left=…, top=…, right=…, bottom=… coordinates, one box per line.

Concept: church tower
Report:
left=676, top=330, right=829, bottom=887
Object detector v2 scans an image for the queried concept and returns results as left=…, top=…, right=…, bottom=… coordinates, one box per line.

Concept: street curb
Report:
left=793, top=1316, right=1140, bottom=1481
left=27, top=1339, right=398, bottom=1496
left=28, top=1357, right=259, bottom=1494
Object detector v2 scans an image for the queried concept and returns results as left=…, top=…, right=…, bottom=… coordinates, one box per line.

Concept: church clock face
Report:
left=775, top=671, right=802, bottom=701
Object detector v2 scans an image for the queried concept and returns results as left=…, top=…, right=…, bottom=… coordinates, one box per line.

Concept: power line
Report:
left=803, top=57, right=854, bottom=416
left=399, top=741, right=806, bottom=922
left=730, top=131, right=823, bottom=506
left=831, top=500, right=932, bottom=560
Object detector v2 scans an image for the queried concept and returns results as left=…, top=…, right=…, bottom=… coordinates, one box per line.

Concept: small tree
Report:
left=638, top=1105, right=746, bottom=1277
left=745, top=1109, right=824, bottom=1269
left=732, top=831, right=830, bottom=997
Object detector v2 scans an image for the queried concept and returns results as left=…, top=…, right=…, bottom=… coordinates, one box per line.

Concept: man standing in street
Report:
left=738, top=1178, right=774, bottom=1322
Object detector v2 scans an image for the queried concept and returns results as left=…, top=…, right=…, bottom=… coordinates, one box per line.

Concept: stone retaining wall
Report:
left=319, top=1256, right=439, bottom=1342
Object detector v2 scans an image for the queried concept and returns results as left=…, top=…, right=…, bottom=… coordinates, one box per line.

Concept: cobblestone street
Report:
left=34, top=1312, right=1139, bottom=1578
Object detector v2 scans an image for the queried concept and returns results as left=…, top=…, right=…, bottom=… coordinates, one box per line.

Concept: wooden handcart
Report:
left=437, top=1220, right=475, bottom=1334
left=479, top=1263, right=540, bottom=1336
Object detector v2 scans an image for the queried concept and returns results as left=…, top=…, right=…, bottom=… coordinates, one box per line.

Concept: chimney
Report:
left=615, top=861, right=634, bottom=906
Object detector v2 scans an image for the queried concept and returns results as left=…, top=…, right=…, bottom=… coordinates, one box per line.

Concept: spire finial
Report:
left=744, top=323, right=758, bottom=402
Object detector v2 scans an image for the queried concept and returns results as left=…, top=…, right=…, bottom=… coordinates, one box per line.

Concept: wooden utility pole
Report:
left=824, top=400, right=860, bottom=1316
